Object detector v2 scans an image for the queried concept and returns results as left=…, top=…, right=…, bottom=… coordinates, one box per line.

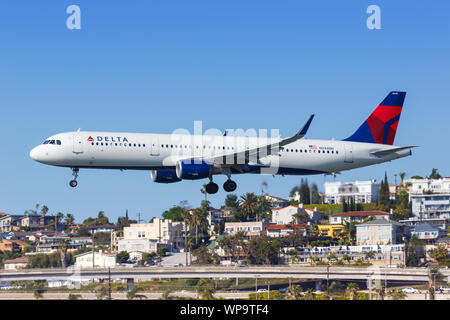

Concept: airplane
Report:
left=30, top=91, right=416, bottom=194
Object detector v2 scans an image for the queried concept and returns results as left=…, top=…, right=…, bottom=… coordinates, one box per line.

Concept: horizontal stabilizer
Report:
left=370, top=146, right=418, bottom=157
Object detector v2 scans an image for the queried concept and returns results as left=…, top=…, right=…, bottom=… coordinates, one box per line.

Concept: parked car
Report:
left=402, top=287, right=419, bottom=294
left=233, top=265, right=249, bottom=269
left=257, top=289, right=268, bottom=293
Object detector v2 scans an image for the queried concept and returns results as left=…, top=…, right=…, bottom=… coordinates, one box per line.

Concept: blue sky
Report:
left=0, top=1, right=449, bottom=223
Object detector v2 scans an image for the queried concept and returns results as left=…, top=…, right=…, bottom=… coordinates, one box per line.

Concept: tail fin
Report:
left=343, top=91, right=406, bottom=145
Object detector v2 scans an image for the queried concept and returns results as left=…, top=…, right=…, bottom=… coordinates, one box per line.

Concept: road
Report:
left=0, top=290, right=448, bottom=300
left=1, top=266, right=448, bottom=282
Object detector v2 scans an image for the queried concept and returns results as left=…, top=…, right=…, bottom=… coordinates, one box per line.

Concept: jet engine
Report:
left=150, top=170, right=181, bottom=183
left=176, top=160, right=211, bottom=180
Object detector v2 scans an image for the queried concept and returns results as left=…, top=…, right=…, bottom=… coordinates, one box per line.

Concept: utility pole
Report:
left=326, top=264, right=330, bottom=296
left=108, top=267, right=111, bottom=300
left=268, top=281, right=270, bottom=300
left=255, top=277, right=258, bottom=300
left=137, top=212, right=142, bottom=224
left=92, top=234, right=95, bottom=268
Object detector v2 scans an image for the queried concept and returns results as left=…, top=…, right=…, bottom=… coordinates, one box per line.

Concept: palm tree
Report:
left=287, top=285, right=303, bottom=300
left=399, top=172, right=406, bottom=186
left=58, top=240, right=69, bottom=268
left=65, top=213, right=75, bottom=227
left=127, top=287, right=147, bottom=300
left=34, top=290, right=44, bottom=300
left=365, top=251, right=375, bottom=261
left=304, top=288, right=315, bottom=300
left=375, top=284, right=386, bottom=300
left=260, top=180, right=268, bottom=196
left=343, top=254, right=351, bottom=264
left=201, top=184, right=208, bottom=202
left=196, top=279, right=215, bottom=300
left=346, top=283, right=359, bottom=300
left=41, top=205, right=49, bottom=217
left=240, top=193, right=258, bottom=221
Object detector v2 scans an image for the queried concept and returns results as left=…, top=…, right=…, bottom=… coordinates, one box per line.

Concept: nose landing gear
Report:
left=69, top=168, right=79, bottom=188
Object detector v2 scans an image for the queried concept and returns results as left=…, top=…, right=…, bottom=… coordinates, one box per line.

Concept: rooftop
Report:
left=267, top=224, right=308, bottom=231
left=412, top=222, right=442, bottom=233
left=331, top=211, right=390, bottom=218
left=4, top=256, right=29, bottom=264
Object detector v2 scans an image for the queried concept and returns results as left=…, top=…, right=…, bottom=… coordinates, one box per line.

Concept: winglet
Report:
left=297, top=114, right=314, bottom=137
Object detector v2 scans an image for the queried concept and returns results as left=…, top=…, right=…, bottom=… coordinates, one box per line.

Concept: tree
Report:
left=34, top=289, right=44, bottom=300
left=378, top=172, right=391, bottom=209
left=399, top=172, right=406, bottom=185
left=387, top=288, right=406, bottom=300
left=365, top=251, right=375, bottom=261
left=196, top=279, right=215, bottom=300
left=287, top=285, right=303, bottom=300
left=429, top=168, right=442, bottom=179
left=192, top=245, right=213, bottom=264
left=96, top=286, right=109, bottom=300
left=116, top=251, right=130, bottom=264
left=224, top=194, right=239, bottom=209
left=328, top=281, right=344, bottom=294
left=162, top=206, right=187, bottom=222
left=68, top=293, right=82, bottom=300
left=65, top=213, right=75, bottom=226
left=310, top=183, right=320, bottom=204
left=40, top=205, right=49, bottom=217
left=430, top=244, right=449, bottom=265
left=58, top=240, right=68, bottom=268
left=346, top=283, right=359, bottom=300
left=240, top=193, right=259, bottom=221
left=303, top=288, right=315, bottom=300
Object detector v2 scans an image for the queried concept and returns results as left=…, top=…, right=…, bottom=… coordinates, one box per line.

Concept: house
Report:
left=35, top=236, right=92, bottom=253
left=266, top=224, right=308, bottom=238
left=411, top=222, right=446, bottom=243
left=0, top=215, right=24, bottom=232
left=264, top=194, right=290, bottom=208
left=329, top=211, right=391, bottom=225
left=120, top=218, right=185, bottom=252
left=3, top=256, right=30, bottom=270
left=409, top=178, right=450, bottom=219
left=224, top=221, right=267, bottom=239
left=188, top=207, right=227, bottom=234
left=117, top=238, right=159, bottom=254
left=316, top=224, right=345, bottom=238
left=283, top=244, right=405, bottom=267
left=399, top=217, right=448, bottom=230
left=86, top=224, right=115, bottom=234
left=74, top=250, right=116, bottom=268
left=0, top=239, right=30, bottom=253
left=20, top=215, right=64, bottom=231
left=271, top=205, right=323, bottom=225
left=323, top=180, right=380, bottom=204
left=356, top=220, right=408, bottom=245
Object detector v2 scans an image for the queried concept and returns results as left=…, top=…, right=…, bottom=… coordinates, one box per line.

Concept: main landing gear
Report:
left=223, top=179, right=237, bottom=192
left=205, top=170, right=237, bottom=194
left=69, top=168, right=79, bottom=188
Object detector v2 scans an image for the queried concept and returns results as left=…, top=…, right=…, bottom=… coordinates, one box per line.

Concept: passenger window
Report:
left=101, top=143, right=104, bottom=146
left=49, top=140, right=55, bottom=144
left=143, top=144, right=145, bottom=147
left=134, top=144, right=136, bottom=147
left=91, top=143, right=94, bottom=146
left=336, top=151, right=339, bottom=154
left=106, top=143, right=108, bottom=146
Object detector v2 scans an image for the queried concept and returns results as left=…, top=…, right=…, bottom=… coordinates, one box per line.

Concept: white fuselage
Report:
left=30, top=131, right=412, bottom=178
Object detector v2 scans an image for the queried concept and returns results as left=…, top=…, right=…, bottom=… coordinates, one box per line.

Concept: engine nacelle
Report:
left=176, top=160, right=211, bottom=180
left=150, top=170, right=181, bottom=183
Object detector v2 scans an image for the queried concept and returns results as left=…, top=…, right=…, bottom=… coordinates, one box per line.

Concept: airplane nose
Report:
left=30, top=146, right=43, bottom=161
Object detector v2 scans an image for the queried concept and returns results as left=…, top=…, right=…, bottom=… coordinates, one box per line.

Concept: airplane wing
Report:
left=203, top=114, right=315, bottom=167
left=370, top=145, right=418, bottom=157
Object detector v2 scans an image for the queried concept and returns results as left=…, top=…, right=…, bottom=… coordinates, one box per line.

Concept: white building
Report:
left=324, top=180, right=380, bottom=204
left=121, top=218, right=185, bottom=252
left=74, top=250, right=116, bottom=268
left=408, top=178, right=450, bottom=219
left=117, top=238, right=158, bottom=253
left=271, top=205, right=323, bottom=225
left=356, top=220, right=407, bottom=245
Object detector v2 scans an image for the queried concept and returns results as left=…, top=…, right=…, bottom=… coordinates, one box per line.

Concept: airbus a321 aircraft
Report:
left=30, top=91, right=415, bottom=194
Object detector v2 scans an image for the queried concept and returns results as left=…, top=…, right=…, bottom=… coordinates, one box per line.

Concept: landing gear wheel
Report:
left=205, top=182, right=219, bottom=194
left=69, top=180, right=78, bottom=188
left=223, top=179, right=237, bottom=192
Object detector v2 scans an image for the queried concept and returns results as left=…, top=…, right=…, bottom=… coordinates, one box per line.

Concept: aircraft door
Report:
left=344, top=144, right=353, bottom=163
left=73, top=134, right=84, bottom=154
left=150, top=136, right=160, bottom=156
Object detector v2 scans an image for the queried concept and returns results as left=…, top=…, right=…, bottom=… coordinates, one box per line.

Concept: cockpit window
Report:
left=43, top=139, right=62, bottom=145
